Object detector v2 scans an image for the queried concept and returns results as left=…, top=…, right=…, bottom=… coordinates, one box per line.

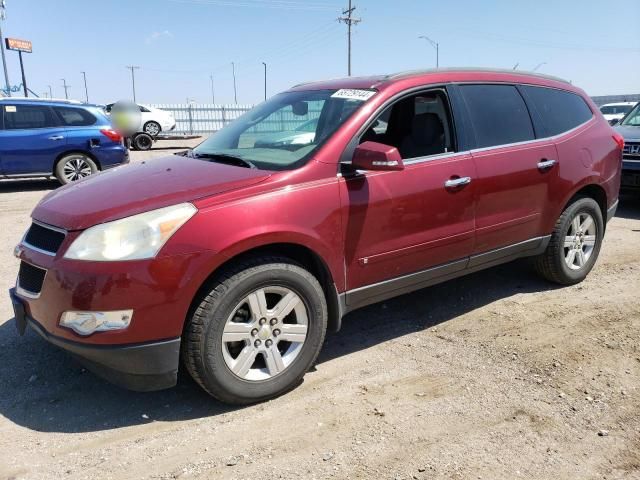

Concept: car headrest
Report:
left=411, top=113, right=444, bottom=145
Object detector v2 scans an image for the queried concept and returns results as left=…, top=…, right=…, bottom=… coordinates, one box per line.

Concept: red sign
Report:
left=5, top=38, right=32, bottom=53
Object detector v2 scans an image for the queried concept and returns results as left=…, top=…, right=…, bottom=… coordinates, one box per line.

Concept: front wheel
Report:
left=143, top=121, right=161, bottom=136
left=534, top=197, right=604, bottom=285
left=182, top=257, right=328, bottom=404
left=55, top=153, right=98, bottom=184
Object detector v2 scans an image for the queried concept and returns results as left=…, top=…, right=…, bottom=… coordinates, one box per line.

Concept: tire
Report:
left=132, top=133, right=153, bottom=151
left=55, top=153, right=98, bottom=185
left=143, top=121, right=161, bottom=136
left=182, top=256, right=328, bottom=405
left=534, top=197, right=604, bottom=285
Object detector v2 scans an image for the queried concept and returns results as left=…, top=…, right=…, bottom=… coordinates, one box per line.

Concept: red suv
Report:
left=10, top=69, right=622, bottom=404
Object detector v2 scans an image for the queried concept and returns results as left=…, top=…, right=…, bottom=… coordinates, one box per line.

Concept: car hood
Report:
left=32, top=156, right=272, bottom=230
left=615, top=125, right=640, bottom=141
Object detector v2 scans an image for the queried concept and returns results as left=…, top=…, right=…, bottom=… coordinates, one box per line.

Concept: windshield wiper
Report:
left=192, top=152, right=257, bottom=169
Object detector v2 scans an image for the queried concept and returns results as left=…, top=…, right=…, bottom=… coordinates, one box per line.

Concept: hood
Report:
left=33, top=155, right=271, bottom=230
left=614, top=125, right=640, bottom=141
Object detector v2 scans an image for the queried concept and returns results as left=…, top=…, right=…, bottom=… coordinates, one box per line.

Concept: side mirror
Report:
left=351, top=141, right=404, bottom=171
left=609, top=118, right=620, bottom=126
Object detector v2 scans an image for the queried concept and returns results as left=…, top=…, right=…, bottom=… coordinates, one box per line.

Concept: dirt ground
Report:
left=0, top=139, right=639, bottom=480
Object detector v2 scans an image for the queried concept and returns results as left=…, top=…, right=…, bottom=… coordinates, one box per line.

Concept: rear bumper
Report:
left=11, top=287, right=180, bottom=391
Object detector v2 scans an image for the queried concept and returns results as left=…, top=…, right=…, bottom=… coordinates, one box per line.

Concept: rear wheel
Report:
left=132, top=133, right=153, bottom=151
left=55, top=153, right=98, bottom=184
left=143, top=121, right=161, bottom=136
left=534, top=197, right=604, bottom=285
left=182, top=257, right=328, bottom=404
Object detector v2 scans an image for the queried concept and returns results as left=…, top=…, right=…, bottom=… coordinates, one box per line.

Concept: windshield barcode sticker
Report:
left=331, top=89, right=376, bottom=101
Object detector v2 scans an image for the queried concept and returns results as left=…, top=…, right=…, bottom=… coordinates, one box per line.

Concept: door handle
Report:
left=444, top=176, right=471, bottom=189
left=48, top=135, right=64, bottom=141
left=537, top=159, right=556, bottom=170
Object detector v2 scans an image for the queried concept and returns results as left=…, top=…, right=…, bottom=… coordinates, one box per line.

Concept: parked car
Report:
left=11, top=69, right=622, bottom=404
left=254, top=117, right=319, bottom=148
left=599, top=102, right=637, bottom=125
left=105, top=103, right=176, bottom=136
left=0, top=98, right=129, bottom=184
left=614, top=102, right=640, bottom=190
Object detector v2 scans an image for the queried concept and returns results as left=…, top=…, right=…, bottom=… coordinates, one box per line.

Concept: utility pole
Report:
left=47, top=84, right=52, bottom=98
left=209, top=74, right=215, bottom=104
left=61, top=78, right=70, bottom=99
left=338, top=0, right=361, bottom=76
left=81, top=71, right=88, bottom=102
left=262, top=62, right=267, bottom=101
left=418, top=35, right=439, bottom=68
left=126, top=65, right=140, bottom=103
left=231, top=62, right=237, bottom=104
left=0, top=0, right=11, bottom=96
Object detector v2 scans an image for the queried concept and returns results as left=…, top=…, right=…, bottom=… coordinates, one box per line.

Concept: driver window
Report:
left=359, top=90, right=455, bottom=160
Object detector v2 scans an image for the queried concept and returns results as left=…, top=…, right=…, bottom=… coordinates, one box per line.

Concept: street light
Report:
left=418, top=35, right=439, bottom=68
left=532, top=62, right=547, bottom=72
left=262, top=62, right=267, bottom=101
left=231, top=62, right=237, bottom=104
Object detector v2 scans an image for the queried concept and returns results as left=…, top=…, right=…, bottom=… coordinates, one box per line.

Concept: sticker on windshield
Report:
left=331, top=89, right=376, bottom=101
left=4, top=106, right=16, bottom=112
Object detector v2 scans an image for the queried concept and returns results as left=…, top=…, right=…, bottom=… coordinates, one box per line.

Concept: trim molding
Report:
left=342, top=235, right=550, bottom=313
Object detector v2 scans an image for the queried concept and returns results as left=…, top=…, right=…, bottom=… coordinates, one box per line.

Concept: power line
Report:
left=337, top=0, right=360, bottom=76
left=169, top=0, right=339, bottom=11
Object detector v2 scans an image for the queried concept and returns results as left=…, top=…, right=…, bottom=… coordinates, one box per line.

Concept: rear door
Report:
left=0, top=103, right=67, bottom=175
left=456, top=84, right=559, bottom=254
left=53, top=105, right=100, bottom=150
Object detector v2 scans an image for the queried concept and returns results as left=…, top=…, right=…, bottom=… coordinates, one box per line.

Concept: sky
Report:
left=0, top=0, right=638, bottom=105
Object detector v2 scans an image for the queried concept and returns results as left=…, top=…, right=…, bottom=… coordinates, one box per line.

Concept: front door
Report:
left=0, top=103, right=67, bottom=175
left=339, top=88, right=476, bottom=307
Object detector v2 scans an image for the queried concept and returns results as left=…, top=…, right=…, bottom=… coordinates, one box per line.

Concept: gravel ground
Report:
left=0, top=139, right=639, bottom=480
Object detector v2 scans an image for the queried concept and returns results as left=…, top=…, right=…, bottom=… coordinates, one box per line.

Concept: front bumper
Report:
left=10, top=288, right=180, bottom=391
left=621, top=160, right=640, bottom=189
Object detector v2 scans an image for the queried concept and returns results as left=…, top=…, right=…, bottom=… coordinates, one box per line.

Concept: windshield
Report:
left=192, top=89, right=373, bottom=170
left=620, top=103, right=640, bottom=126
left=600, top=105, right=633, bottom=115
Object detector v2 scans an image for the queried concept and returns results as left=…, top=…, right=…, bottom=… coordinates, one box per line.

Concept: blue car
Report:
left=0, top=98, right=129, bottom=184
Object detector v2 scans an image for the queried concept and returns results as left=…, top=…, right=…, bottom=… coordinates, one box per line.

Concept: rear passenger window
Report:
left=521, top=86, right=593, bottom=136
left=3, top=105, right=58, bottom=130
left=460, top=84, right=534, bottom=149
left=54, top=107, right=97, bottom=126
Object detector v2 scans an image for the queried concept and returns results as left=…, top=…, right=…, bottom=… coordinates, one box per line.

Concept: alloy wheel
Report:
left=221, top=286, right=308, bottom=381
left=62, top=156, right=93, bottom=182
left=145, top=122, right=160, bottom=136
left=563, top=212, right=597, bottom=270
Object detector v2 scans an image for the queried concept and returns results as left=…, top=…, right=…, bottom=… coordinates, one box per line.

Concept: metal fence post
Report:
left=221, top=106, right=226, bottom=128
left=188, top=103, right=194, bottom=135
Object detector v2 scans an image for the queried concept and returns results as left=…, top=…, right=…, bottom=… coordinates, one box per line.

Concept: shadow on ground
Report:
left=0, top=258, right=557, bottom=434
left=616, top=193, right=640, bottom=221
left=0, top=179, right=59, bottom=193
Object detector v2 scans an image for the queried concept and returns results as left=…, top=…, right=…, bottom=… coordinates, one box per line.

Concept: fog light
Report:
left=60, top=310, right=133, bottom=336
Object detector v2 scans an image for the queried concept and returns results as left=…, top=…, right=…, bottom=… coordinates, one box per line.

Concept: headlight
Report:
left=64, top=203, right=197, bottom=261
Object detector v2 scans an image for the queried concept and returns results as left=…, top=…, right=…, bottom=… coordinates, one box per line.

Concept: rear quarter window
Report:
left=521, top=86, right=593, bottom=137
left=460, top=84, right=535, bottom=149
left=3, top=104, right=58, bottom=129
left=54, top=107, right=97, bottom=127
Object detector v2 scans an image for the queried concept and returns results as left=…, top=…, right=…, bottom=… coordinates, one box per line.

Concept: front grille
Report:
left=23, top=222, right=66, bottom=254
left=18, top=261, right=47, bottom=296
left=623, top=142, right=640, bottom=160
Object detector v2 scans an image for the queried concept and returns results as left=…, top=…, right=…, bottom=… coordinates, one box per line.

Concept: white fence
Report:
left=150, top=104, right=253, bottom=136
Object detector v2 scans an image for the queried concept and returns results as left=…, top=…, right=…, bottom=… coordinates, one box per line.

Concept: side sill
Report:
left=340, top=235, right=551, bottom=317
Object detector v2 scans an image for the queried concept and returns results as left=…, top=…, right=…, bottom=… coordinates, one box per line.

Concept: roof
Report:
left=0, top=97, right=85, bottom=105
left=291, top=67, right=571, bottom=91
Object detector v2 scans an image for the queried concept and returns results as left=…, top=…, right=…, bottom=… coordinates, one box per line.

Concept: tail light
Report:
left=100, top=128, right=123, bottom=142
left=613, top=132, right=625, bottom=150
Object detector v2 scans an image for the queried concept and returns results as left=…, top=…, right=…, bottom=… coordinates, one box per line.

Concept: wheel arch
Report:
left=561, top=182, right=608, bottom=227
left=186, top=242, right=344, bottom=336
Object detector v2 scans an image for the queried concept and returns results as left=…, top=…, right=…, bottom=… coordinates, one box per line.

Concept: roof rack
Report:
left=386, top=67, right=570, bottom=84
left=0, top=97, right=84, bottom=104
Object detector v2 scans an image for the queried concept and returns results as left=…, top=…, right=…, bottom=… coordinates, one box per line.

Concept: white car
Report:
left=600, top=102, right=637, bottom=125
left=105, top=103, right=176, bottom=136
